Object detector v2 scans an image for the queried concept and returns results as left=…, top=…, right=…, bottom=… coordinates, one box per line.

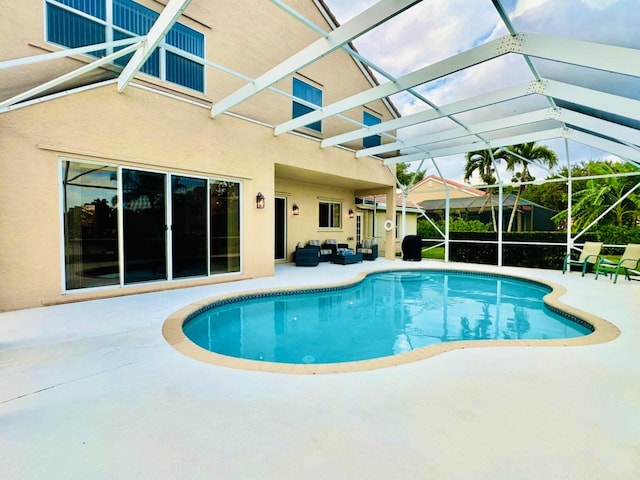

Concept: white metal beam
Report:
left=383, top=122, right=640, bottom=165
left=359, top=105, right=640, bottom=159
left=117, top=0, right=192, bottom=92
left=0, top=37, right=144, bottom=70
left=558, top=109, right=640, bottom=147
left=383, top=128, right=565, bottom=165
left=519, top=33, right=640, bottom=77
left=357, top=108, right=557, bottom=158
left=0, top=42, right=142, bottom=110
left=274, top=34, right=517, bottom=136
left=567, top=129, right=640, bottom=162
left=543, top=79, right=640, bottom=122
left=210, top=0, right=422, bottom=118
left=321, top=81, right=536, bottom=148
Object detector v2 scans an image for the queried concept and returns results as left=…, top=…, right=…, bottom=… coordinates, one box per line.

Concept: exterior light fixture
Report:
left=292, top=203, right=300, bottom=215
left=348, top=208, right=354, bottom=218
left=256, top=192, right=265, bottom=209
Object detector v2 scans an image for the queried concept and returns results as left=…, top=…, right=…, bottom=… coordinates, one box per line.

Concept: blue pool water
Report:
left=183, top=270, right=592, bottom=364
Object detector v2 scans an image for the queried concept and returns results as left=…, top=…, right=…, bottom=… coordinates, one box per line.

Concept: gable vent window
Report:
left=292, top=78, right=323, bottom=133
left=45, top=0, right=205, bottom=92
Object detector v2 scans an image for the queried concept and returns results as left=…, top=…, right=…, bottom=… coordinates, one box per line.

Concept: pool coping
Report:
left=161, top=266, right=621, bottom=375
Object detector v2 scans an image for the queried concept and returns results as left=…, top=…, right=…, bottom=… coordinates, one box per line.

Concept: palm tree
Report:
left=564, top=161, right=640, bottom=231
left=504, top=142, right=558, bottom=232
left=464, top=148, right=506, bottom=231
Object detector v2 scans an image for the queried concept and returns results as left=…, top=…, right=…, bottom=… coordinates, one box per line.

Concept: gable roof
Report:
left=409, top=175, right=485, bottom=197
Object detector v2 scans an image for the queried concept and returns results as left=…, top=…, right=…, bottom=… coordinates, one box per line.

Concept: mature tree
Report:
left=521, top=163, right=590, bottom=214
left=557, top=161, right=640, bottom=231
left=463, top=148, right=507, bottom=231
left=396, top=162, right=425, bottom=188
left=504, top=142, right=558, bottom=232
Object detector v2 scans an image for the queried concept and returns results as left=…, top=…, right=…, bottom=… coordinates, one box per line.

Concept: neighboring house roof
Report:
left=418, top=194, right=556, bottom=213
left=409, top=175, right=486, bottom=197
left=357, top=194, right=423, bottom=213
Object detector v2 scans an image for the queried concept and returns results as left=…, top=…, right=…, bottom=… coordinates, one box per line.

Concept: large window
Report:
left=318, top=201, right=341, bottom=229
left=62, top=161, right=119, bottom=290
left=292, top=78, right=322, bottom=133
left=46, top=0, right=205, bottom=92
left=363, top=111, right=382, bottom=148
left=61, top=160, right=241, bottom=291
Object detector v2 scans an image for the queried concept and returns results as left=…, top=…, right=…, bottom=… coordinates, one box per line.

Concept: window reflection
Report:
left=123, top=169, right=167, bottom=283
left=210, top=180, right=240, bottom=274
left=62, top=161, right=242, bottom=289
left=172, top=175, right=207, bottom=278
left=62, top=161, right=119, bottom=289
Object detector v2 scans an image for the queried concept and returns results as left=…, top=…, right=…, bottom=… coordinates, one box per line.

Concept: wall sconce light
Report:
left=256, top=192, right=265, bottom=209
left=348, top=208, right=354, bottom=219
left=292, top=203, right=300, bottom=215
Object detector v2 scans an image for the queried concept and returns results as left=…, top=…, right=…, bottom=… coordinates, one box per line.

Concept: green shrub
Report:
left=595, top=225, right=640, bottom=246
left=417, top=217, right=491, bottom=238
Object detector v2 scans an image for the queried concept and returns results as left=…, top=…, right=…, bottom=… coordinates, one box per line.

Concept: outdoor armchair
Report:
left=594, top=243, right=640, bottom=283
left=321, top=239, right=338, bottom=258
left=294, top=242, right=320, bottom=266
left=562, top=241, right=603, bottom=276
left=357, top=238, right=378, bottom=261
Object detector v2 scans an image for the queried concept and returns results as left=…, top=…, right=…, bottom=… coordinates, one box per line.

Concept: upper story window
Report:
left=318, top=200, right=341, bottom=229
left=292, top=78, right=322, bottom=133
left=45, top=0, right=205, bottom=92
left=363, top=111, right=382, bottom=148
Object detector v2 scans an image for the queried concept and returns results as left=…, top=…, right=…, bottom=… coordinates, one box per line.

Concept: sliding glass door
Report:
left=62, top=160, right=241, bottom=290
left=172, top=175, right=208, bottom=278
left=122, top=169, right=167, bottom=284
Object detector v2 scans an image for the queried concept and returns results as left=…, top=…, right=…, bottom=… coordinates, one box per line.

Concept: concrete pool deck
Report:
left=1, top=260, right=639, bottom=479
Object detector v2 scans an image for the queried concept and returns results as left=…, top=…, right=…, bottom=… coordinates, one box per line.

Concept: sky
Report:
left=321, top=0, right=639, bottom=184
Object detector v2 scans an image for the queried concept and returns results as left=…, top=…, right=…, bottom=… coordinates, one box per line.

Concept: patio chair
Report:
left=294, top=242, right=320, bottom=266
left=308, top=240, right=333, bottom=262
left=357, top=238, right=378, bottom=261
left=594, top=243, right=640, bottom=283
left=321, top=239, right=338, bottom=257
left=562, top=241, right=603, bottom=276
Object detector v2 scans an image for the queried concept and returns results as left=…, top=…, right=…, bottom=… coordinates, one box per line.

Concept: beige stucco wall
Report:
left=358, top=210, right=418, bottom=255
left=0, top=0, right=399, bottom=311
left=0, top=0, right=396, bottom=142
left=0, top=83, right=396, bottom=311
left=275, top=178, right=357, bottom=259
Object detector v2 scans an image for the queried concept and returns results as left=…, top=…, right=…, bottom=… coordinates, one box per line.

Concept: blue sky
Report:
left=322, top=0, right=639, bottom=183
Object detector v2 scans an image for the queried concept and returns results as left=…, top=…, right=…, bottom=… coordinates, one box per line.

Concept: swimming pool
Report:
left=176, top=270, right=599, bottom=371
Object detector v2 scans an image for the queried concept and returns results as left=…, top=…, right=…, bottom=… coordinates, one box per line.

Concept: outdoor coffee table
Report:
left=331, top=252, right=363, bottom=265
